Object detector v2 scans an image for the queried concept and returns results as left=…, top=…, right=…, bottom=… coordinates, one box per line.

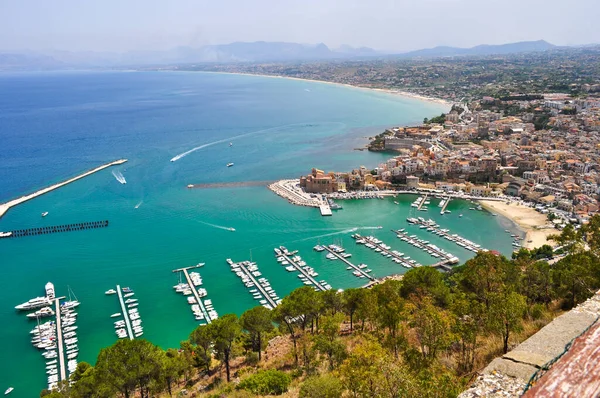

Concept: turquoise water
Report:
left=0, top=71, right=517, bottom=396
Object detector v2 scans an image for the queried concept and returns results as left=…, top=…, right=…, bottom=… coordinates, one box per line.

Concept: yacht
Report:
left=27, top=307, right=55, bottom=319
left=110, top=313, right=121, bottom=318
left=227, top=163, right=234, bottom=167
left=15, top=296, right=52, bottom=311
left=227, top=227, right=236, bottom=231
left=5, top=387, right=14, bottom=395
left=41, top=212, right=48, bottom=217
left=105, top=289, right=116, bottom=295
left=45, top=282, right=55, bottom=300
left=122, top=287, right=133, bottom=293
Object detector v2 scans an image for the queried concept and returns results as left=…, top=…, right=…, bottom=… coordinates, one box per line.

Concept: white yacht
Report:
left=227, top=163, right=234, bottom=167
left=41, top=212, right=48, bottom=217
left=15, top=297, right=52, bottom=311
left=45, top=282, right=55, bottom=300
left=105, top=289, right=116, bottom=295
left=27, top=307, right=55, bottom=319
left=5, top=387, right=14, bottom=395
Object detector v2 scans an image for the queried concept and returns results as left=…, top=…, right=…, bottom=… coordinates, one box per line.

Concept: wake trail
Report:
left=197, top=220, right=235, bottom=232
left=288, top=227, right=358, bottom=244
left=169, top=122, right=345, bottom=162
left=112, top=170, right=127, bottom=184
left=134, top=200, right=143, bottom=209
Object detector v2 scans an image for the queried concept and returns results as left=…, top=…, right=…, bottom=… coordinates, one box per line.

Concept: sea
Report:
left=0, top=71, right=519, bottom=396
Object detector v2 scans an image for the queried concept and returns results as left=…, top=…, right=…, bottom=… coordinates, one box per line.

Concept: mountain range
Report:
left=0, top=40, right=587, bottom=70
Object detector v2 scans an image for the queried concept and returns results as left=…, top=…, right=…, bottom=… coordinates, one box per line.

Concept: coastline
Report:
left=478, top=200, right=557, bottom=250
left=196, top=70, right=453, bottom=108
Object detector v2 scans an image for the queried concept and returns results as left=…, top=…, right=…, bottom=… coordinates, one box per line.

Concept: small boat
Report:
left=5, top=387, right=14, bottom=395
left=122, top=287, right=133, bottom=293
left=124, top=292, right=135, bottom=298
left=227, top=163, right=234, bottom=167
left=459, top=214, right=463, bottom=217
left=228, top=227, right=235, bottom=232
left=229, top=142, right=233, bottom=147
left=110, top=313, right=121, bottom=318
left=105, top=289, right=116, bottom=295
left=41, top=212, right=48, bottom=217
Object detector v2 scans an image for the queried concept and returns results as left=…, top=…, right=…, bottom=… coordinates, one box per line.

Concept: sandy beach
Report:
left=479, top=200, right=558, bottom=249
left=199, top=71, right=454, bottom=108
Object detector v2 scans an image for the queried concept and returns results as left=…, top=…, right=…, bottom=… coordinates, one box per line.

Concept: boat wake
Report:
left=358, top=226, right=385, bottom=230
left=169, top=122, right=346, bottom=162
left=291, top=227, right=358, bottom=244
left=134, top=201, right=143, bottom=209
left=198, top=221, right=235, bottom=232
left=112, top=170, right=127, bottom=184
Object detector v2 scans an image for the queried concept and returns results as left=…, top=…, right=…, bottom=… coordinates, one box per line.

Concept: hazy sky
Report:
left=1, top=0, right=598, bottom=53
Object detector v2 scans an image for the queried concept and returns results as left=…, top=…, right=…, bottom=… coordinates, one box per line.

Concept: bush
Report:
left=237, top=370, right=291, bottom=395
left=245, top=351, right=259, bottom=366
left=529, top=303, right=545, bottom=320
left=299, top=375, right=343, bottom=398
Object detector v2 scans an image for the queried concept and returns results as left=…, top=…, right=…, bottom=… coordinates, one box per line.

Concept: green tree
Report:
left=189, top=325, right=213, bottom=374
left=400, top=266, right=451, bottom=307
left=551, top=252, right=600, bottom=308
left=339, top=338, right=385, bottom=397
left=240, top=306, right=274, bottom=361
left=372, top=281, right=405, bottom=356
left=450, top=293, right=484, bottom=374
left=409, top=297, right=454, bottom=364
left=299, top=375, right=343, bottom=398
left=488, top=291, right=527, bottom=353
left=313, top=313, right=347, bottom=370
left=208, top=313, right=242, bottom=382
left=520, top=260, right=552, bottom=305
left=94, top=339, right=165, bottom=398
left=341, top=288, right=362, bottom=332
left=320, top=289, right=343, bottom=315
left=237, top=370, right=291, bottom=395
left=272, top=297, right=302, bottom=367
left=161, top=348, right=188, bottom=397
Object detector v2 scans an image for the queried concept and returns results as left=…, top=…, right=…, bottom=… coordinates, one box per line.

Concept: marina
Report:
left=114, top=285, right=135, bottom=340
left=172, top=264, right=216, bottom=324
left=53, top=298, right=67, bottom=383
left=392, top=228, right=460, bottom=271
left=406, top=217, right=487, bottom=253
left=275, top=246, right=331, bottom=291
left=0, top=159, right=127, bottom=219
left=417, top=193, right=429, bottom=211
left=352, top=233, right=421, bottom=269
left=318, top=244, right=375, bottom=281
left=1, top=220, right=109, bottom=239
left=227, top=259, right=280, bottom=309
left=440, top=197, right=451, bottom=214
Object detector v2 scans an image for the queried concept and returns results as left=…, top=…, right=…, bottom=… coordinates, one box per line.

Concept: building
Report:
left=406, top=176, right=419, bottom=189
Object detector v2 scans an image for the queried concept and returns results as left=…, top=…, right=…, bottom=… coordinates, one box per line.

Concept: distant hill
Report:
left=398, top=40, right=557, bottom=58
left=0, top=40, right=569, bottom=70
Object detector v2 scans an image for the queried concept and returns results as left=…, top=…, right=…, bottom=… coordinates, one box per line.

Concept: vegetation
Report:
left=43, top=215, right=600, bottom=397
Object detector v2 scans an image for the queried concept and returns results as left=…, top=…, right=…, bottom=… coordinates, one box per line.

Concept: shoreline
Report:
left=478, top=200, right=557, bottom=250
left=196, top=70, right=453, bottom=108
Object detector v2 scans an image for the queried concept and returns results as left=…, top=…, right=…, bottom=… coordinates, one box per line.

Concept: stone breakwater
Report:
left=268, top=179, right=324, bottom=208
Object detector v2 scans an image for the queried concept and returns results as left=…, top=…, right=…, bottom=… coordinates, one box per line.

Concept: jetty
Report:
left=352, top=233, right=419, bottom=268
left=276, top=247, right=330, bottom=291
left=172, top=264, right=213, bottom=324
left=392, top=229, right=459, bottom=270
left=319, top=203, right=332, bottom=216
left=2, top=220, right=109, bottom=239
left=321, top=245, right=374, bottom=281
left=53, top=297, right=67, bottom=383
left=0, top=159, right=127, bottom=219
left=406, top=217, right=486, bottom=253
left=269, top=179, right=333, bottom=216
left=440, top=197, right=451, bottom=214
left=115, top=285, right=134, bottom=340
left=417, top=193, right=428, bottom=211
left=229, top=260, right=279, bottom=309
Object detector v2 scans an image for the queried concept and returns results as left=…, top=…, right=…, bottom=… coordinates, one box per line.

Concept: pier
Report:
left=352, top=233, right=418, bottom=268
left=53, top=297, right=67, bottom=383
left=2, top=220, right=109, bottom=239
left=277, top=247, right=329, bottom=291
left=116, top=285, right=134, bottom=340
left=440, top=197, right=451, bottom=214
left=406, top=218, right=486, bottom=253
left=0, top=159, right=127, bottom=219
left=321, top=245, right=374, bottom=280
left=319, top=203, right=332, bottom=216
left=392, top=229, right=460, bottom=269
left=229, top=260, right=279, bottom=309
left=417, top=193, right=429, bottom=211
left=180, top=268, right=212, bottom=324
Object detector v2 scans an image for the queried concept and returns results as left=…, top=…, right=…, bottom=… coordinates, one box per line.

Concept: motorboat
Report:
left=124, top=292, right=135, bottom=298
left=227, top=163, right=234, bottom=167
left=15, top=296, right=52, bottom=311
left=110, top=313, right=121, bottom=318
left=105, top=289, right=116, bottom=295
left=41, top=212, right=48, bottom=217
left=122, top=287, right=133, bottom=293
left=27, top=307, right=55, bottom=319
left=45, top=282, right=55, bottom=300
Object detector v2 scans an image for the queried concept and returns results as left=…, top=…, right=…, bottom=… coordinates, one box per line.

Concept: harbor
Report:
left=53, top=298, right=67, bottom=383
left=351, top=233, right=421, bottom=269
left=227, top=259, right=280, bottom=309
left=392, top=229, right=460, bottom=270
left=1, top=220, right=109, bottom=239
left=275, top=246, right=331, bottom=291
left=0, top=159, right=127, bottom=219
left=439, top=197, right=451, bottom=214
left=172, top=264, right=216, bottom=324
left=269, top=179, right=332, bottom=216
left=317, top=244, right=375, bottom=281
left=406, top=217, right=487, bottom=253
left=108, top=285, right=143, bottom=339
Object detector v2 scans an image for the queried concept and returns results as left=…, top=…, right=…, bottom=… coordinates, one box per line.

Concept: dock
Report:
left=2, top=220, right=109, bottom=239
left=352, top=233, right=418, bottom=268
left=0, top=159, right=127, bottom=219
left=440, top=197, right=451, bottom=214
left=116, top=285, right=134, bottom=340
left=182, top=268, right=212, bottom=324
left=393, top=229, right=459, bottom=261
left=406, top=218, right=486, bottom=253
left=53, top=298, right=67, bottom=383
left=229, top=260, right=279, bottom=309
left=417, top=193, right=429, bottom=211
left=277, top=247, right=329, bottom=291
left=321, top=245, right=374, bottom=280
left=319, top=203, right=332, bottom=216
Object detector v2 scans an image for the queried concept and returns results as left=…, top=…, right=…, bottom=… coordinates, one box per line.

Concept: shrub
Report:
left=299, top=375, right=343, bottom=398
left=237, top=370, right=291, bottom=395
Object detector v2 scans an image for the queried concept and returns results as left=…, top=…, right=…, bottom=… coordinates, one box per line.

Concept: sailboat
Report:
left=61, top=286, right=80, bottom=309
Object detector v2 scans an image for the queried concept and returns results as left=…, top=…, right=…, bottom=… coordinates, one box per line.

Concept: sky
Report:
left=0, top=0, right=598, bottom=53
